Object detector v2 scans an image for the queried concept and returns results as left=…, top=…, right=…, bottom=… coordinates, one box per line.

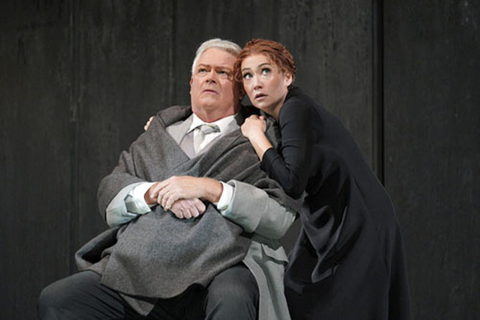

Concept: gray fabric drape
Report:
left=75, top=105, right=296, bottom=315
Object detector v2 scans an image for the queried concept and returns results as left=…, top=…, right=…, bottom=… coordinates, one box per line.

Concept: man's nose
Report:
left=205, top=70, right=217, bottom=83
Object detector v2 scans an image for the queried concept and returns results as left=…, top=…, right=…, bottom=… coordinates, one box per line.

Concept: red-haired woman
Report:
left=236, top=39, right=411, bottom=320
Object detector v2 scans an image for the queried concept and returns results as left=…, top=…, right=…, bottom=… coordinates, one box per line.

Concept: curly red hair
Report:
left=234, top=39, right=296, bottom=85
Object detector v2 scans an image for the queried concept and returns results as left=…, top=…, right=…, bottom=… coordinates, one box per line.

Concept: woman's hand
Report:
left=144, top=116, right=154, bottom=131
left=144, top=176, right=223, bottom=210
left=240, top=115, right=273, bottom=160
left=241, top=115, right=267, bottom=140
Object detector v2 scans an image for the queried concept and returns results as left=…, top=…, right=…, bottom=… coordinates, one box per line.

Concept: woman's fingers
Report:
left=144, top=116, right=154, bottom=131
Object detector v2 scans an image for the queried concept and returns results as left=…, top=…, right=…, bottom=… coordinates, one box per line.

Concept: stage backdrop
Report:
left=1, top=1, right=478, bottom=319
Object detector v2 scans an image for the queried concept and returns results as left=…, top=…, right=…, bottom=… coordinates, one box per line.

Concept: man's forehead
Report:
left=196, top=48, right=236, bottom=69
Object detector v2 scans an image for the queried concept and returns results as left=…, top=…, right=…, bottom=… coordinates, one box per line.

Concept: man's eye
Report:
left=218, top=70, right=230, bottom=77
left=198, top=68, right=206, bottom=73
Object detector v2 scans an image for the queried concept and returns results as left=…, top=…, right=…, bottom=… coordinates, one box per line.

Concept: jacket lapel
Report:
left=166, top=114, right=193, bottom=145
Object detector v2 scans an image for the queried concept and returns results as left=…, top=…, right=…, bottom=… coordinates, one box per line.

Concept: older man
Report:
left=38, top=39, right=298, bottom=320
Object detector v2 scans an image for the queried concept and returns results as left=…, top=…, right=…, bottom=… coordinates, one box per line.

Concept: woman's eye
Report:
left=261, top=68, right=271, bottom=75
left=243, top=73, right=252, bottom=79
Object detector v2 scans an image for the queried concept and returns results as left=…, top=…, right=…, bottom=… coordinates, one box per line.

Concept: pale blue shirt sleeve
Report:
left=216, top=182, right=234, bottom=211
left=105, top=182, right=154, bottom=227
left=128, top=182, right=155, bottom=213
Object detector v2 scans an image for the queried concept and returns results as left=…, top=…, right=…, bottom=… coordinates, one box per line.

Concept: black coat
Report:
left=261, top=87, right=411, bottom=319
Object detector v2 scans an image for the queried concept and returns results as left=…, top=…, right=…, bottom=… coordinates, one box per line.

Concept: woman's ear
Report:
left=284, top=72, right=293, bottom=87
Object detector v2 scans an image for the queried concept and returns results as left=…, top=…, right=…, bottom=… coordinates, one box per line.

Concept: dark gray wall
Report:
left=384, top=1, right=480, bottom=318
left=0, top=1, right=478, bottom=319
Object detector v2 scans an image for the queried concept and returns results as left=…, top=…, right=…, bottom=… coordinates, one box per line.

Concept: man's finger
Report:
left=173, top=209, right=184, bottom=219
left=190, top=207, right=200, bottom=218
left=183, top=209, right=193, bottom=219
left=165, top=196, right=176, bottom=210
left=158, top=191, right=167, bottom=207
left=161, top=192, right=171, bottom=209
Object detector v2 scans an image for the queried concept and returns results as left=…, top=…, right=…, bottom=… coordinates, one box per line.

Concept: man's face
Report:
left=190, top=48, right=240, bottom=121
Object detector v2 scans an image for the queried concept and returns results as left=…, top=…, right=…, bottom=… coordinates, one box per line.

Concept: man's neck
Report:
left=192, top=106, right=239, bottom=123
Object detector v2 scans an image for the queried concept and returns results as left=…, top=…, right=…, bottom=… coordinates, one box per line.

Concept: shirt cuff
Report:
left=216, top=182, right=234, bottom=211
left=125, top=182, right=155, bottom=214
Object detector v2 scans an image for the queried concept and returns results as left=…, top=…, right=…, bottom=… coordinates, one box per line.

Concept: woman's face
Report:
left=240, top=54, right=292, bottom=118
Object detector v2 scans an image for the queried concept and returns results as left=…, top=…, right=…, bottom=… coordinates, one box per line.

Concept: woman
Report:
left=235, top=39, right=411, bottom=319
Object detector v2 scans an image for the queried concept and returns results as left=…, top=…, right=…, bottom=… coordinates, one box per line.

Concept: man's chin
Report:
left=197, top=97, right=221, bottom=108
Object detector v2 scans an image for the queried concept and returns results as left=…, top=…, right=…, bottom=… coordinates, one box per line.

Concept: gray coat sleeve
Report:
left=222, top=180, right=297, bottom=239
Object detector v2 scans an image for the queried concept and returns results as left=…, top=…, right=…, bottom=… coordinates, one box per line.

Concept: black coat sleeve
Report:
left=261, top=98, right=318, bottom=198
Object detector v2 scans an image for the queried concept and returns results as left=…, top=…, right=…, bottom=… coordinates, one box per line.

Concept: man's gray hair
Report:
left=191, top=38, right=241, bottom=74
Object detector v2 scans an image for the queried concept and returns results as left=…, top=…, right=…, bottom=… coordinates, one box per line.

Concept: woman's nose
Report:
left=253, top=76, right=262, bottom=89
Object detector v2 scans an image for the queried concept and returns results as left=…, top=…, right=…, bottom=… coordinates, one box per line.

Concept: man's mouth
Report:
left=203, top=89, right=218, bottom=94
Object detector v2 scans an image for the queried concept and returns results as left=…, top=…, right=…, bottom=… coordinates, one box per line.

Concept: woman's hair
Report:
left=234, top=39, right=296, bottom=84
left=191, top=38, right=242, bottom=74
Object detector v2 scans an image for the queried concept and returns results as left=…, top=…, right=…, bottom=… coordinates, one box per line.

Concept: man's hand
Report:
left=144, top=176, right=223, bottom=210
left=170, top=198, right=206, bottom=219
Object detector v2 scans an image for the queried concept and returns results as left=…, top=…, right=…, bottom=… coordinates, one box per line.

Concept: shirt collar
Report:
left=189, top=113, right=238, bottom=134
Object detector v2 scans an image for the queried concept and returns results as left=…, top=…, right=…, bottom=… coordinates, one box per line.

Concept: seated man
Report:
left=38, top=38, right=299, bottom=320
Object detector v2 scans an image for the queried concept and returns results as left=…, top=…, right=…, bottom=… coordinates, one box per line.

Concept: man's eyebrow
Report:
left=196, top=63, right=210, bottom=69
left=215, top=66, right=233, bottom=71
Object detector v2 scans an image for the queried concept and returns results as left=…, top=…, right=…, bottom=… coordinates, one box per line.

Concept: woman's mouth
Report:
left=255, top=93, right=267, bottom=100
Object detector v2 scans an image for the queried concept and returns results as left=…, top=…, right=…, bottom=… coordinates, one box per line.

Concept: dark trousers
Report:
left=38, top=264, right=258, bottom=320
